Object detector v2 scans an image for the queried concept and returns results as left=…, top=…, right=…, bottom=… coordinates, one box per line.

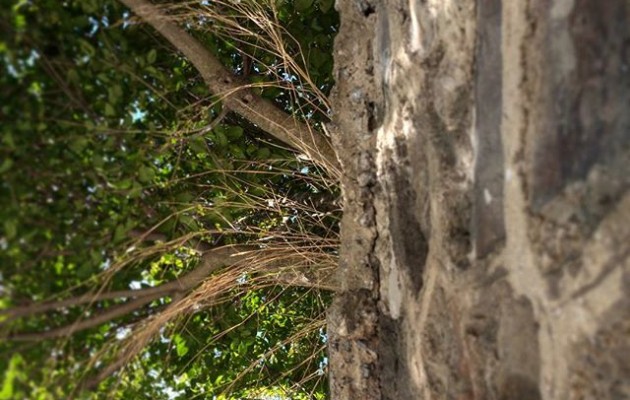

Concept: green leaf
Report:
left=176, top=192, right=195, bottom=203
left=145, top=66, right=159, bottom=77
left=147, top=49, right=157, bottom=64
left=295, top=0, right=313, bottom=12
left=215, top=130, right=228, bottom=148
left=226, top=126, right=243, bottom=140
left=113, top=224, right=130, bottom=243
left=90, top=250, right=101, bottom=266
left=13, top=15, right=26, bottom=31
left=318, top=0, right=334, bottom=12
left=81, top=0, right=98, bottom=13
left=173, top=334, right=189, bottom=357
left=115, top=179, right=133, bottom=190
left=97, top=72, right=109, bottom=83
left=262, top=86, right=282, bottom=99
left=108, top=85, right=123, bottom=104
left=229, top=144, right=245, bottom=159
left=69, top=137, right=88, bottom=153
left=76, top=263, right=93, bottom=279
left=128, top=182, right=143, bottom=198
left=3, top=220, right=16, bottom=240
left=0, top=158, right=13, bottom=174
left=179, top=215, right=197, bottom=230
left=104, top=103, right=116, bottom=117
left=67, top=69, right=80, bottom=83
left=3, top=133, right=15, bottom=149
left=138, top=166, right=155, bottom=183
left=77, top=38, right=96, bottom=57
left=189, top=136, right=207, bottom=155
left=256, top=147, right=271, bottom=159
left=0, top=354, right=24, bottom=400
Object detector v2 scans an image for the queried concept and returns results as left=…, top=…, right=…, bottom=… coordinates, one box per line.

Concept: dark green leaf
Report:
left=0, top=158, right=13, bottom=174
left=318, top=0, right=334, bottom=12
left=147, top=49, right=157, bottom=65
left=295, top=0, right=314, bottom=12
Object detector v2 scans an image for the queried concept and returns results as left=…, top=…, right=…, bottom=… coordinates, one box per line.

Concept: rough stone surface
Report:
left=328, top=0, right=630, bottom=399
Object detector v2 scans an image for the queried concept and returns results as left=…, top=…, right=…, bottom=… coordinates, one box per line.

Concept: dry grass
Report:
left=177, top=0, right=332, bottom=115
left=65, top=160, right=341, bottom=396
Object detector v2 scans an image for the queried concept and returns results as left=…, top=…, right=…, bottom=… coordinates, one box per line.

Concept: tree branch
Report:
left=118, top=0, right=340, bottom=175
left=3, top=245, right=250, bottom=339
left=84, top=242, right=282, bottom=389
left=0, top=286, right=172, bottom=323
left=7, top=296, right=157, bottom=342
left=82, top=293, right=188, bottom=390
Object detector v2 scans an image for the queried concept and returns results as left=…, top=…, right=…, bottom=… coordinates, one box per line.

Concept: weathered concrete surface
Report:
left=328, top=0, right=630, bottom=399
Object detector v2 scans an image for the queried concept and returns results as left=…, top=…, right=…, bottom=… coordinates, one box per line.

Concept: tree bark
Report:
left=329, top=0, right=629, bottom=399
left=118, top=0, right=341, bottom=176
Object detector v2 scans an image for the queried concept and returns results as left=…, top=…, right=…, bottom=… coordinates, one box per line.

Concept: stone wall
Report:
left=328, top=0, right=630, bottom=398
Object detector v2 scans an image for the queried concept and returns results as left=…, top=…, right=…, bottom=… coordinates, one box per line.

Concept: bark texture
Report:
left=329, top=0, right=630, bottom=399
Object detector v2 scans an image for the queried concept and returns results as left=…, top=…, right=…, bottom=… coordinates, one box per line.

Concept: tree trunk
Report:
left=329, top=0, right=630, bottom=399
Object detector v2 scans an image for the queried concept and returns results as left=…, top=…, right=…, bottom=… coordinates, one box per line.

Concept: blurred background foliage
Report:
left=0, top=0, right=339, bottom=398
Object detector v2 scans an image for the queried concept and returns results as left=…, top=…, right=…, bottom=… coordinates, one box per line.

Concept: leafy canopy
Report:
left=0, top=0, right=339, bottom=398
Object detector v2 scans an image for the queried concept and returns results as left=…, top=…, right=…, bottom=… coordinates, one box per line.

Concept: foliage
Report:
left=0, top=0, right=339, bottom=398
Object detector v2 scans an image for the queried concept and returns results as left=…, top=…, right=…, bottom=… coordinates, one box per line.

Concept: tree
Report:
left=329, top=0, right=630, bottom=399
left=1, top=0, right=340, bottom=398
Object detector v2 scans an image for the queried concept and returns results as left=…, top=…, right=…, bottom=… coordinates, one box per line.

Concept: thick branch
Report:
left=0, top=286, right=172, bottom=322
left=3, top=245, right=250, bottom=339
left=118, top=0, right=340, bottom=175
left=7, top=296, right=156, bottom=341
